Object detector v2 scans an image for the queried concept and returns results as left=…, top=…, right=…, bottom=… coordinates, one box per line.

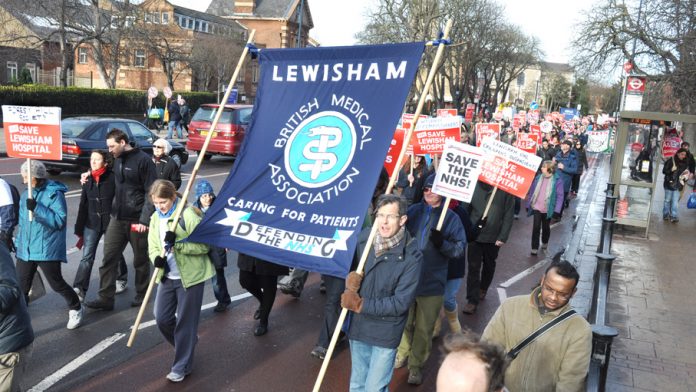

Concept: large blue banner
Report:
left=187, top=43, right=424, bottom=278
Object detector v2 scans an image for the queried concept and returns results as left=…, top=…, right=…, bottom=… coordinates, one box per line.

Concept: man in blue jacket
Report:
left=341, top=194, right=423, bottom=391
left=394, top=174, right=466, bottom=385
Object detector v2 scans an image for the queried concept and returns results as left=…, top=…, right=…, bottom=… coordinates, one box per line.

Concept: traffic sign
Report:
left=163, top=86, right=172, bottom=99
left=623, top=61, right=633, bottom=73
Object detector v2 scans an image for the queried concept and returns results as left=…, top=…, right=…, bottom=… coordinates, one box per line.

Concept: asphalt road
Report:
left=0, top=153, right=601, bottom=391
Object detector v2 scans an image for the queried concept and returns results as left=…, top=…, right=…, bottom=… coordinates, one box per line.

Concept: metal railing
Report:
left=586, top=182, right=619, bottom=392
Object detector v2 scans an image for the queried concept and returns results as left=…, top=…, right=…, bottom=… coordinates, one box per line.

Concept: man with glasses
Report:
left=394, top=174, right=466, bottom=385
left=482, top=260, right=591, bottom=392
left=85, top=129, right=157, bottom=311
left=340, top=194, right=423, bottom=391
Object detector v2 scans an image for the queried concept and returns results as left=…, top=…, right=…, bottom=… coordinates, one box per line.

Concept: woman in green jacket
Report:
left=148, top=179, right=214, bottom=383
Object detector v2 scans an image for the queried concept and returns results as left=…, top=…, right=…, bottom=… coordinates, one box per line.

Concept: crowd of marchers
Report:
left=0, top=113, right=652, bottom=391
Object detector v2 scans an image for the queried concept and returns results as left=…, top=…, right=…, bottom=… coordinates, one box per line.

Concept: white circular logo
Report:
left=284, top=111, right=356, bottom=188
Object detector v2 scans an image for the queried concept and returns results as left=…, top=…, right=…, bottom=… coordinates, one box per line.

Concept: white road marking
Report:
left=28, top=332, right=126, bottom=392
left=30, top=291, right=253, bottom=391
left=497, top=288, right=507, bottom=303
left=499, top=258, right=550, bottom=289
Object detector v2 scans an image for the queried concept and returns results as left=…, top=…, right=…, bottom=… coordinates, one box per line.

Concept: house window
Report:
left=187, top=18, right=193, bottom=29
left=145, top=13, right=151, bottom=23
left=237, top=69, right=244, bottom=82
left=134, top=49, right=146, bottom=67
left=7, top=61, right=17, bottom=81
left=78, top=47, right=88, bottom=64
left=111, top=16, right=119, bottom=28
left=25, top=63, right=36, bottom=82
left=151, top=12, right=160, bottom=23
left=125, top=16, right=135, bottom=27
left=252, top=64, right=258, bottom=82
left=161, top=12, right=169, bottom=24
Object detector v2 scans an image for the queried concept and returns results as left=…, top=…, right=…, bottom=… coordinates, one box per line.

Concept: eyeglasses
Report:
left=423, top=187, right=432, bottom=193
left=153, top=145, right=164, bottom=149
left=375, top=213, right=400, bottom=222
left=541, top=283, right=572, bottom=301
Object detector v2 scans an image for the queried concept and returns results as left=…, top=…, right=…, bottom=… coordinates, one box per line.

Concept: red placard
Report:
left=464, top=104, right=476, bottom=123
left=401, top=113, right=427, bottom=130
left=475, top=123, right=500, bottom=147
left=479, top=139, right=542, bottom=199
left=411, top=117, right=462, bottom=155
left=2, top=105, right=62, bottom=160
left=437, top=108, right=457, bottom=117
left=384, top=128, right=406, bottom=176
left=662, top=136, right=682, bottom=158
left=516, top=132, right=540, bottom=154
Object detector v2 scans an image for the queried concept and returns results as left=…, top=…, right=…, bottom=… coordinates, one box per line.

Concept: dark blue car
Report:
left=41, top=117, right=189, bottom=175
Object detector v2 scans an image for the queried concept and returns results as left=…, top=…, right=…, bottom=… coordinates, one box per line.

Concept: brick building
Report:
left=74, top=0, right=249, bottom=94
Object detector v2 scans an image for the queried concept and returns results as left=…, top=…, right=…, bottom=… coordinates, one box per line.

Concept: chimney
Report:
left=234, top=0, right=255, bottom=14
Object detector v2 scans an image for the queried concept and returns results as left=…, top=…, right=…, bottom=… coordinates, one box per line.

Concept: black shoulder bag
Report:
left=507, top=309, right=578, bottom=360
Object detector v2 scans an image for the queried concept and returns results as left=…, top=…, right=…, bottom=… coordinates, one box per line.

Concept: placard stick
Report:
left=312, top=18, right=453, bottom=392
left=26, top=158, right=33, bottom=221
left=436, top=195, right=451, bottom=230
left=127, top=30, right=257, bottom=348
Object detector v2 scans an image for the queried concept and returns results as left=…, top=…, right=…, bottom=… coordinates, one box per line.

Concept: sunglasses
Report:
left=153, top=145, right=164, bottom=149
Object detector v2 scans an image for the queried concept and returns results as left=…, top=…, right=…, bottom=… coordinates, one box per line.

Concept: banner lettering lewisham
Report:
left=479, top=138, right=542, bottom=198
left=186, top=42, right=425, bottom=278
left=2, top=105, right=62, bottom=159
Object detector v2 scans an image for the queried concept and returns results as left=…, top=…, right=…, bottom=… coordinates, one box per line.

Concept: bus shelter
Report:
left=611, top=111, right=696, bottom=237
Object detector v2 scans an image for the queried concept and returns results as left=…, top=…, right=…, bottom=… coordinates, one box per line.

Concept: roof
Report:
left=207, top=0, right=310, bottom=22
left=541, top=62, right=574, bottom=74
left=172, top=3, right=246, bottom=31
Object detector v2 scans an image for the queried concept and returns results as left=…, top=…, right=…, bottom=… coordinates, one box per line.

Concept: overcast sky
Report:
left=173, top=0, right=599, bottom=64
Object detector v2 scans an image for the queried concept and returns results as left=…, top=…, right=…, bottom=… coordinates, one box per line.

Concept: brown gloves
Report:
left=346, top=271, right=363, bottom=292
left=341, top=290, right=363, bottom=313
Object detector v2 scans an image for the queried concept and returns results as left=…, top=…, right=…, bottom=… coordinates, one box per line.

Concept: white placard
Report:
left=431, top=140, right=484, bottom=203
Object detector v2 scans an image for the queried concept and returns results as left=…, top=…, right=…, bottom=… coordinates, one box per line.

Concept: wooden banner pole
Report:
left=312, top=19, right=453, bottom=392
left=127, top=30, right=257, bottom=347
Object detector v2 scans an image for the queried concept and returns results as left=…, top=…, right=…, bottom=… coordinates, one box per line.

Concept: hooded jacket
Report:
left=482, top=288, right=592, bottom=392
left=0, top=244, right=33, bottom=354
left=16, top=180, right=68, bottom=262
left=112, top=147, right=157, bottom=225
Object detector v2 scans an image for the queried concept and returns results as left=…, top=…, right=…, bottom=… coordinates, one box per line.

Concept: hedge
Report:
left=0, top=85, right=217, bottom=119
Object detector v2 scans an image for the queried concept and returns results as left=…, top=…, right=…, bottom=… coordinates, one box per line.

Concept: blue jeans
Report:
left=349, top=339, right=397, bottom=392
left=663, top=189, right=680, bottom=219
left=443, top=278, right=462, bottom=312
left=73, top=226, right=103, bottom=291
left=212, top=268, right=231, bottom=304
left=167, top=120, right=182, bottom=139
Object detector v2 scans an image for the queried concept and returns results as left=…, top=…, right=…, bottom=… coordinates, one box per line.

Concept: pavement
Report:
left=558, top=153, right=696, bottom=391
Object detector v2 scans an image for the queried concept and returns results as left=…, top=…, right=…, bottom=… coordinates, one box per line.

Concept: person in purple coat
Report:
left=525, top=161, right=565, bottom=255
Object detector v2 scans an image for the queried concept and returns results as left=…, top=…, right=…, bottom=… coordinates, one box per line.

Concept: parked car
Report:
left=41, top=117, right=189, bottom=175
left=186, top=104, right=253, bottom=159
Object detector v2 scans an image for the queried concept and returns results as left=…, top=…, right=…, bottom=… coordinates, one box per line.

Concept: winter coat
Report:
left=16, top=180, right=68, bottom=263
left=447, top=203, right=471, bottom=280
left=464, top=182, right=515, bottom=244
left=74, top=169, right=116, bottom=236
left=168, top=101, right=182, bottom=122
left=237, top=254, right=289, bottom=276
left=0, top=244, right=34, bottom=354
left=112, top=147, right=157, bottom=225
left=575, top=147, right=589, bottom=174
left=482, top=288, right=592, bottom=392
left=192, top=200, right=227, bottom=269
left=662, top=155, right=690, bottom=191
left=406, top=201, right=466, bottom=297
left=0, top=178, right=16, bottom=234
left=525, top=173, right=565, bottom=219
left=347, top=230, right=422, bottom=349
left=554, top=149, right=579, bottom=193
left=154, top=156, right=182, bottom=190
left=396, top=164, right=429, bottom=205
left=537, top=147, right=556, bottom=162
left=148, top=206, right=214, bottom=288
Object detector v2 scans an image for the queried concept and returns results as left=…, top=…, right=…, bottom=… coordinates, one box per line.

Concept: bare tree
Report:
left=188, top=33, right=244, bottom=93
left=356, top=0, right=542, bottom=112
left=572, top=0, right=696, bottom=114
